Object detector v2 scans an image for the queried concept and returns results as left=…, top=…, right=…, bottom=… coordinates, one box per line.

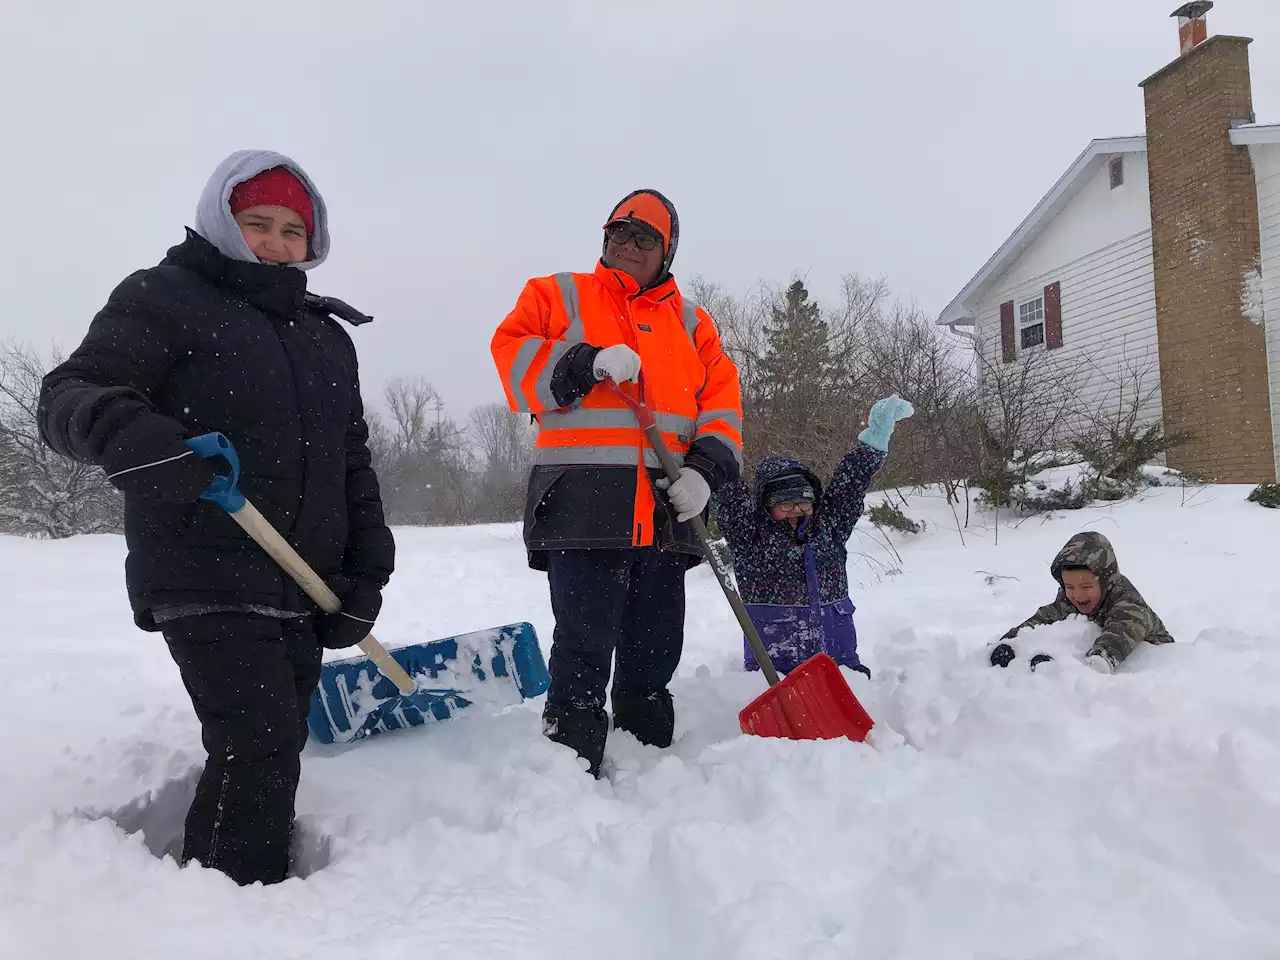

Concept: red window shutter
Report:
left=1044, top=281, right=1063, bottom=349
left=999, top=300, right=1016, bottom=363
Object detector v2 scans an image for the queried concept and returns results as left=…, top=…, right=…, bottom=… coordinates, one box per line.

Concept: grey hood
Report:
left=193, top=149, right=330, bottom=271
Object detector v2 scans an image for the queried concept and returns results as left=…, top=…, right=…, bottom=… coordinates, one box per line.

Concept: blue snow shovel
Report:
left=184, top=432, right=550, bottom=745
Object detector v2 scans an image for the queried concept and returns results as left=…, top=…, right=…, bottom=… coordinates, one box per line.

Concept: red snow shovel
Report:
left=609, top=379, right=874, bottom=744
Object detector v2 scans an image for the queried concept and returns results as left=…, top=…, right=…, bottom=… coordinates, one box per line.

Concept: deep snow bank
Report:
left=2, top=484, right=1279, bottom=959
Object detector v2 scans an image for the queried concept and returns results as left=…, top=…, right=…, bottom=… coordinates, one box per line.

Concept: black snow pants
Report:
left=543, top=547, right=687, bottom=776
left=162, top=612, right=323, bottom=885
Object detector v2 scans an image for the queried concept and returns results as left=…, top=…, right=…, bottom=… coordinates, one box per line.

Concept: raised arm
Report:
left=821, top=442, right=888, bottom=545
left=822, top=395, right=912, bottom=543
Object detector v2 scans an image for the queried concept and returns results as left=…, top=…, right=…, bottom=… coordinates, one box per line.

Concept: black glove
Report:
left=101, top=415, right=216, bottom=503
left=315, top=577, right=383, bottom=650
left=990, top=643, right=1016, bottom=668
left=1029, top=654, right=1053, bottom=671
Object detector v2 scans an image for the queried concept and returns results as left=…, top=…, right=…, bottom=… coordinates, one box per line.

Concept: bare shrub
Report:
left=1068, top=355, right=1188, bottom=500
left=1, top=342, right=122, bottom=538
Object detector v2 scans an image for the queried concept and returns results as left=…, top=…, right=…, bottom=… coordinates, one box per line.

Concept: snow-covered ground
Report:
left=4, top=482, right=1280, bottom=959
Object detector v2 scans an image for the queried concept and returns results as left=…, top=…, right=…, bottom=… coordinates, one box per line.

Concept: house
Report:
left=938, top=3, right=1280, bottom=484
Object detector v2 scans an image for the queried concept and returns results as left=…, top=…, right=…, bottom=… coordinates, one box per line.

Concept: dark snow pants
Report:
left=162, top=612, right=323, bottom=886
left=543, top=548, right=687, bottom=776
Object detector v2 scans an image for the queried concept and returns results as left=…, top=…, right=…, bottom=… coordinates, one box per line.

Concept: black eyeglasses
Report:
left=606, top=224, right=662, bottom=251
left=773, top=501, right=814, bottom=514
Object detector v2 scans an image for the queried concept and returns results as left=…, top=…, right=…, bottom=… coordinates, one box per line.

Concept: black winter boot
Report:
left=990, top=643, right=1016, bottom=668
left=542, top=700, right=609, bottom=778
left=611, top=688, right=675, bottom=749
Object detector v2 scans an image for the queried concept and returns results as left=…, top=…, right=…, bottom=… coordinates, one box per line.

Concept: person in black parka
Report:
left=38, top=149, right=394, bottom=886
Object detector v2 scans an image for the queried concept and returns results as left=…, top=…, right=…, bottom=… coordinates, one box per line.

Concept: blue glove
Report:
left=858, top=395, right=914, bottom=452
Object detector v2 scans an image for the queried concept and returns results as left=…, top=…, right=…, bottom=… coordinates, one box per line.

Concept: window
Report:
left=1019, top=296, right=1045, bottom=349
left=1109, top=155, right=1124, bottom=190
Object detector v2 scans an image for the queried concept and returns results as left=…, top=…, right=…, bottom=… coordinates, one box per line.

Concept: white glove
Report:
left=655, top=467, right=711, bottom=523
left=592, top=344, right=641, bottom=384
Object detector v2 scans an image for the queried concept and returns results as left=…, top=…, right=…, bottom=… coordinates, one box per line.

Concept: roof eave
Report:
left=1230, top=123, right=1280, bottom=147
left=936, top=136, right=1147, bottom=328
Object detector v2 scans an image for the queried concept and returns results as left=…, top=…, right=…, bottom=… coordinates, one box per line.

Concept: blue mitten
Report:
left=858, top=395, right=914, bottom=452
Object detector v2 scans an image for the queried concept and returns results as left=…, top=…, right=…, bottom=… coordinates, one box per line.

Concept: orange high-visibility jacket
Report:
left=492, top=261, right=742, bottom=562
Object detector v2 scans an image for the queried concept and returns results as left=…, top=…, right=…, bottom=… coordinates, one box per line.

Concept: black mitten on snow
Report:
left=315, top=577, right=383, bottom=650
left=1029, top=654, right=1054, bottom=671
left=990, top=643, right=1016, bottom=668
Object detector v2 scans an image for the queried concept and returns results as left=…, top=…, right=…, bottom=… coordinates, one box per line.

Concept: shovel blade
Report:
left=738, top=653, right=874, bottom=742
left=306, top=621, right=549, bottom=745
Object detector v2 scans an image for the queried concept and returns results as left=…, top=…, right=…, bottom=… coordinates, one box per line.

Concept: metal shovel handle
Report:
left=608, top=381, right=781, bottom=686
left=184, top=432, right=416, bottom=696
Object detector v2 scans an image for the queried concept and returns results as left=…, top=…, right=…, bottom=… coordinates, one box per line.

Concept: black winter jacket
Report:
left=39, top=231, right=394, bottom=629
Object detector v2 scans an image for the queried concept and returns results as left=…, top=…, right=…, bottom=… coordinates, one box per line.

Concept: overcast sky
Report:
left=3, top=0, right=1278, bottom=419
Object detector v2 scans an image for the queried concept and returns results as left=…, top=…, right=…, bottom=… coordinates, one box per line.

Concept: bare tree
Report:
left=860, top=301, right=980, bottom=500
left=375, top=376, right=477, bottom=525
left=685, top=270, right=1196, bottom=541
left=828, top=271, right=892, bottom=397
left=0, top=341, right=122, bottom=538
left=384, top=376, right=438, bottom=454
left=692, top=272, right=968, bottom=489
left=692, top=274, right=878, bottom=480
left=468, top=403, right=535, bottom=522
left=363, top=405, right=393, bottom=470
left=688, top=274, right=773, bottom=408
left=469, top=403, right=534, bottom=475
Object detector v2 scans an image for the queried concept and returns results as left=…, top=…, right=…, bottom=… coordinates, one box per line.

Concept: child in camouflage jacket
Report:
left=990, top=531, right=1173, bottom=674
left=711, top=396, right=913, bottom=677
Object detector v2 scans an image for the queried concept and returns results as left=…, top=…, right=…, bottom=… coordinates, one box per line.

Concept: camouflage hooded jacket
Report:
left=711, top=444, right=886, bottom=606
left=1005, top=531, right=1173, bottom=661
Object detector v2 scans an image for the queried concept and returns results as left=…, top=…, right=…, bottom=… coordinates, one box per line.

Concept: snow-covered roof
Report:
left=937, top=136, right=1148, bottom=328
left=1230, top=122, right=1280, bottom=146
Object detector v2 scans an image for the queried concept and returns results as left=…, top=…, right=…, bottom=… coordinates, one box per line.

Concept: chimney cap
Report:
left=1171, top=1, right=1213, bottom=18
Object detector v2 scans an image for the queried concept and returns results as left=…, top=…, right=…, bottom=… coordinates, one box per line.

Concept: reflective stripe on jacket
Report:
left=492, top=261, right=742, bottom=554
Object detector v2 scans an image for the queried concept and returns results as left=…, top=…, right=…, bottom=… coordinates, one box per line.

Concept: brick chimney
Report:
left=1141, top=14, right=1273, bottom=482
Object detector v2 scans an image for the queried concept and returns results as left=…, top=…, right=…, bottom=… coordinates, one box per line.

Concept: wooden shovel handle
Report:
left=229, top=500, right=416, bottom=695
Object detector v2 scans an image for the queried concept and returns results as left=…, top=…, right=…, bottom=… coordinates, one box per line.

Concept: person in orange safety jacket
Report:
left=491, top=189, right=743, bottom=777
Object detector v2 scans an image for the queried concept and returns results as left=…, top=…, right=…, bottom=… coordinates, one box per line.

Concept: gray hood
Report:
left=193, top=149, right=330, bottom=271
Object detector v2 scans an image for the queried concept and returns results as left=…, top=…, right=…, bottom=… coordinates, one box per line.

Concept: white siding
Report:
left=1002, top=152, right=1154, bottom=292
left=1251, top=143, right=1280, bottom=478
left=974, top=231, right=1162, bottom=441
left=970, top=151, right=1161, bottom=444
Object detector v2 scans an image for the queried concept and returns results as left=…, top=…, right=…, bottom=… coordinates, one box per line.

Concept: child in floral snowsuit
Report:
left=711, top=397, right=913, bottom=676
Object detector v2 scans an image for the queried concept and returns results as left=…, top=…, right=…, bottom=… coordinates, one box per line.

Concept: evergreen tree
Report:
left=754, top=281, right=841, bottom=467
left=759, top=280, right=836, bottom=406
